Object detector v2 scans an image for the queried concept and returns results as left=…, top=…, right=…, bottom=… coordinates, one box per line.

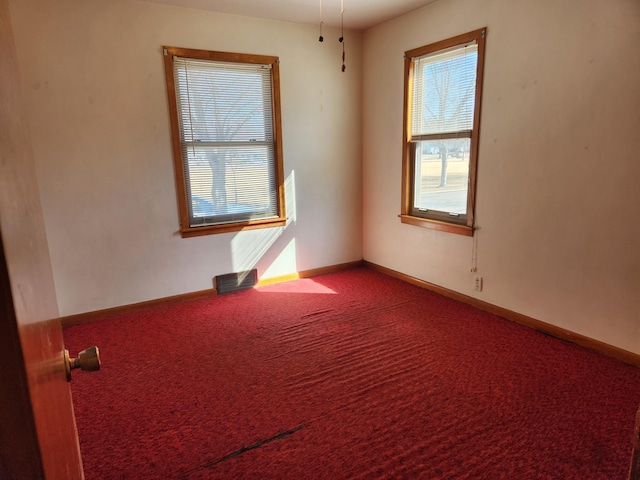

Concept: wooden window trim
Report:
left=401, top=28, right=486, bottom=236
left=163, top=46, right=286, bottom=237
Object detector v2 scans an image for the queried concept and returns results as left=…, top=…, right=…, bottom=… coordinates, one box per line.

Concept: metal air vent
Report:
left=215, top=269, right=258, bottom=294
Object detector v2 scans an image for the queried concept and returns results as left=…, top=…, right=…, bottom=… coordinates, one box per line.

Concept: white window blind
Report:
left=411, top=43, right=478, bottom=139
left=173, top=57, right=278, bottom=227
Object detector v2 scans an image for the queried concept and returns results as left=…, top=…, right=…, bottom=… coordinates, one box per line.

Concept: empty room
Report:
left=1, top=0, right=639, bottom=478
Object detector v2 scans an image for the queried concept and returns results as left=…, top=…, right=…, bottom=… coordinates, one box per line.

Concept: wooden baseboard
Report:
left=363, top=261, right=640, bottom=368
left=60, top=288, right=219, bottom=327
left=61, top=258, right=639, bottom=368
left=60, top=260, right=364, bottom=327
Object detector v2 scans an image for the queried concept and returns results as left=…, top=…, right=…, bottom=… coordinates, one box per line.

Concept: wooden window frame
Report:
left=163, top=46, right=286, bottom=238
left=400, top=28, right=487, bottom=237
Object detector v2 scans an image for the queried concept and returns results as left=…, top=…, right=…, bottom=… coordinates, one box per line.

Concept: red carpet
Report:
left=63, top=267, right=640, bottom=479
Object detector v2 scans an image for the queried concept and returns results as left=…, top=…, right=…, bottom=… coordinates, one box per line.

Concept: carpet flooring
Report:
left=63, top=267, right=640, bottom=479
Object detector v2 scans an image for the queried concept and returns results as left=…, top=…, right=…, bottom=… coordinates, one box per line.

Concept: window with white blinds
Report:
left=401, top=29, right=486, bottom=236
left=411, top=44, right=478, bottom=139
left=163, top=47, right=286, bottom=237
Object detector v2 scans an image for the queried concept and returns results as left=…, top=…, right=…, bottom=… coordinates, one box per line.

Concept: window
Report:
left=163, top=47, right=286, bottom=237
left=401, top=28, right=486, bottom=236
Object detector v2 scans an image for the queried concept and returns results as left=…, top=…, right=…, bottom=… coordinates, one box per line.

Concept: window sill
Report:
left=181, top=217, right=287, bottom=238
left=399, top=214, right=473, bottom=236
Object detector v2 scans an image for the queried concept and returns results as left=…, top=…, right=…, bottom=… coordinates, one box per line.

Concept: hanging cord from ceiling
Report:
left=339, top=0, right=345, bottom=71
left=318, top=0, right=345, bottom=72
left=318, top=0, right=324, bottom=42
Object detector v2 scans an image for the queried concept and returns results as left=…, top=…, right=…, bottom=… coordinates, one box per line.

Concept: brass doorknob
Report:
left=64, top=346, right=101, bottom=381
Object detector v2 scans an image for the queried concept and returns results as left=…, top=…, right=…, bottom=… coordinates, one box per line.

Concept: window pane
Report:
left=413, top=138, right=470, bottom=215
left=184, top=144, right=277, bottom=226
left=412, top=44, right=478, bottom=136
left=174, top=59, right=273, bottom=143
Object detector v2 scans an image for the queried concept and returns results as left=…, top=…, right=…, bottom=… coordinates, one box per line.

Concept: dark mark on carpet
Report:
left=181, top=424, right=304, bottom=477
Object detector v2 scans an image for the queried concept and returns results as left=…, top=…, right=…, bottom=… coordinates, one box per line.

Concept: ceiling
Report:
left=140, top=0, right=438, bottom=30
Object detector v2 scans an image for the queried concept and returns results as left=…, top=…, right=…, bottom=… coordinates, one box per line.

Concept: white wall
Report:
left=9, top=0, right=363, bottom=316
left=9, top=0, right=640, bottom=356
left=363, top=0, right=640, bottom=354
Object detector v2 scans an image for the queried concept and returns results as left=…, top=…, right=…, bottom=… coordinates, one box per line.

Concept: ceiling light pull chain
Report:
left=339, top=0, right=345, bottom=71
left=319, top=0, right=324, bottom=42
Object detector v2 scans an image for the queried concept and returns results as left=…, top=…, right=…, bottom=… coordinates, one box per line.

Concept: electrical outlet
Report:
left=474, top=276, right=483, bottom=292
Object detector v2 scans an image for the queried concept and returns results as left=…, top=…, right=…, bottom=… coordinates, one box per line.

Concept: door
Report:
left=0, top=0, right=84, bottom=477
